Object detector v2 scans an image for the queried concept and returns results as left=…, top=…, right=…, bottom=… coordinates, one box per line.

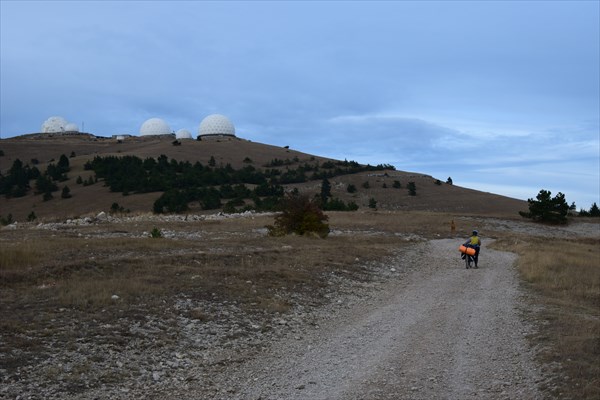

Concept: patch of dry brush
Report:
left=493, top=236, right=600, bottom=399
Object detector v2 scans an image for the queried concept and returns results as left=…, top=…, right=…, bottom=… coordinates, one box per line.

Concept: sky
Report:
left=1, top=1, right=599, bottom=209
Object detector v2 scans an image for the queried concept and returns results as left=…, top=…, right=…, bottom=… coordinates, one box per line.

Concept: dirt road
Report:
left=211, top=239, right=542, bottom=400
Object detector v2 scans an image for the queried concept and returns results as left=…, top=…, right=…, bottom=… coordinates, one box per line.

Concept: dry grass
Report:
left=1, top=213, right=420, bottom=375
left=0, top=134, right=527, bottom=221
left=492, top=236, right=600, bottom=399
left=3, top=210, right=597, bottom=398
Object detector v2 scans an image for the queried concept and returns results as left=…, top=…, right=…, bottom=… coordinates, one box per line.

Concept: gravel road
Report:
left=210, top=239, right=542, bottom=400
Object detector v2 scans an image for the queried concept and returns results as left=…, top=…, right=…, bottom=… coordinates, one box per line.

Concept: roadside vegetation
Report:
left=492, top=235, right=600, bottom=399
left=519, top=188, right=600, bottom=223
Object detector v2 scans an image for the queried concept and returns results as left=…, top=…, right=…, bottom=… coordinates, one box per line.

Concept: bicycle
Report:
left=459, top=244, right=477, bottom=269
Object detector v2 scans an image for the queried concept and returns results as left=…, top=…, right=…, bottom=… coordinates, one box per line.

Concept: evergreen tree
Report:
left=519, top=189, right=569, bottom=224
left=407, top=182, right=417, bottom=196
left=320, top=178, right=331, bottom=203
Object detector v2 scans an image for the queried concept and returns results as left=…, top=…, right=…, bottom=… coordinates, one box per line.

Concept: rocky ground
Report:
left=179, top=239, right=546, bottom=400
left=2, top=214, right=597, bottom=400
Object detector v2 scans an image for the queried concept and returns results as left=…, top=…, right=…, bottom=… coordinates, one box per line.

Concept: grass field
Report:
left=492, top=235, right=600, bottom=399
left=1, top=210, right=598, bottom=398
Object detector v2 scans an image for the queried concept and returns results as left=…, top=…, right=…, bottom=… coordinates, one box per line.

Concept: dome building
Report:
left=140, top=118, right=171, bottom=136
left=64, top=123, right=79, bottom=132
left=41, top=116, right=68, bottom=133
left=198, top=114, right=236, bottom=139
left=175, top=129, right=193, bottom=139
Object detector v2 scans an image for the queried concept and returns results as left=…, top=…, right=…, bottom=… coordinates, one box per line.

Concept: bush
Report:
left=368, top=198, right=377, bottom=209
left=393, top=180, right=401, bottom=189
left=362, top=181, right=370, bottom=189
left=150, top=227, right=162, bottom=238
left=110, top=202, right=126, bottom=214
left=323, top=197, right=359, bottom=211
left=519, top=189, right=569, bottom=224
left=61, top=186, right=72, bottom=199
left=27, top=211, right=37, bottom=222
left=347, top=184, right=357, bottom=193
left=267, top=193, right=329, bottom=238
left=0, top=213, right=13, bottom=225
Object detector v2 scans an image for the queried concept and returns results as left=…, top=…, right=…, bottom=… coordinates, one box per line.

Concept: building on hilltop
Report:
left=175, top=129, right=193, bottom=139
left=197, top=114, right=236, bottom=140
left=140, top=118, right=172, bottom=136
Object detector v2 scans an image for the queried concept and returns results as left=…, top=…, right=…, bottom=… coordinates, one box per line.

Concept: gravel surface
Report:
left=203, top=239, right=543, bottom=400
left=1, top=229, right=549, bottom=399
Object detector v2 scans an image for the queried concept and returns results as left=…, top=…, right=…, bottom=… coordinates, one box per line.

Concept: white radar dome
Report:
left=64, top=123, right=79, bottom=132
left=41, top=116, right=68, bottom=133
left=198, top=114, right=236, bottom=137
left=175, top=129, right=193, bottom=139
left=140, top=118, right=171, bottom=136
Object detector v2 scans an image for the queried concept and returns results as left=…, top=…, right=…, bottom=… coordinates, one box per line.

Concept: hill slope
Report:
left=0, top=134, right=526, bottom=220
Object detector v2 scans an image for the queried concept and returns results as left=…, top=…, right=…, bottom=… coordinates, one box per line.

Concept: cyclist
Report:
left=463, top=230, right=482, bottom=268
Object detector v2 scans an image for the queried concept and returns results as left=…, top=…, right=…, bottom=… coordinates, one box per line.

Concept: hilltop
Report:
left=0, top=133, right=526, bottom=221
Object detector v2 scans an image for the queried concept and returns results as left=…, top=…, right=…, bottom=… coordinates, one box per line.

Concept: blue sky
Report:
left=1, top=1, right=599, bottom=209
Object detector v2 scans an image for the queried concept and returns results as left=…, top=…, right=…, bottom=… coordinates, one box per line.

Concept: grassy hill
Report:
left=0, top=133, right=526, bottom=221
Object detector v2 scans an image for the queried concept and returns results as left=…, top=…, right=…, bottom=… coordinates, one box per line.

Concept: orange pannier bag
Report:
left=459, top=245, right=476, bottom=256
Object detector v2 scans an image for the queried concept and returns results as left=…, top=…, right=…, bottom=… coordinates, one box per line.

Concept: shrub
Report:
left=110, top=202, right=126, bottom=214
left=435, top=179, right=442, bottom=185
left=362, top=181, right=370, bottom=189
left=27, top=211, right=37, bottom=222
left=347, top=184, right=357, bottom=193
left=368, top=198, right=377, bottom=209
left=150, top=227, right=162, bottom=238
left=0, top=213, right=13, bottom=225
left=267, top=193, right=329, bottom=238
left=61, top=186, right=72, bottom=199
left=446, top=177, right=453, bottom=185
left=393, top=180, right=401, bottom=189
left=323, top=197, right=359, bottom=211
